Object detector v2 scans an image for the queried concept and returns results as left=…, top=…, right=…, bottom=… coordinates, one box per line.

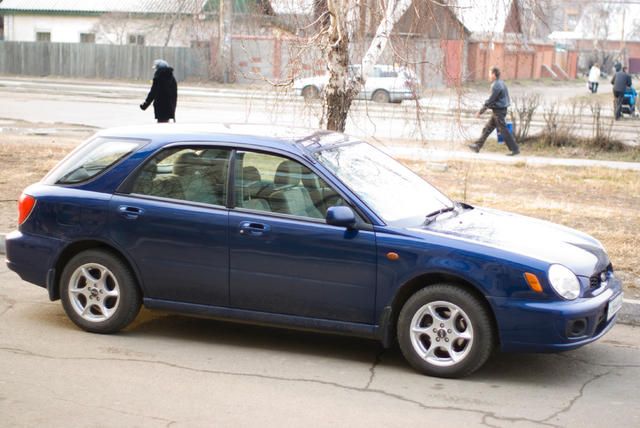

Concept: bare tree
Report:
left=320, top=0, right=413, bottom=131
left=92, top=12, right=137, bottom=45
left=218, top=0, right=234, bottom=83
left=580, top=2, right=627, bottom=69
left=159, top=0, right=191, bottom=47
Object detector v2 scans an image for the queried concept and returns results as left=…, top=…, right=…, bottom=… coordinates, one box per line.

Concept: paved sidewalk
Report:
left=383, top=147, right=640, bottom=171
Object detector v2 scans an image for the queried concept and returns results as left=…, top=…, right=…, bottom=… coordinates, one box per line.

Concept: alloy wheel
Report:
left=68, top=263, right=121, bottom=322
left=409, top=300, right=474, bottom=367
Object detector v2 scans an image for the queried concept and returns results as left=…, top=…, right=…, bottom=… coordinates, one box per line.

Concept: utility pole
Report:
left=620, top=6, right=626, bottom=65
left=218, top=0, right=233, bottom=83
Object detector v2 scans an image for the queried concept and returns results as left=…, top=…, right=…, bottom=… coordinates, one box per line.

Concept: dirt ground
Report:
left=1, top=120, right=638, bottom=298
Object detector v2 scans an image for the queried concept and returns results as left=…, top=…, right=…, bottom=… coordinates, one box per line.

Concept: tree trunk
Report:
left=218, top=0, right=233, bottom=83
left=323, top=0, right=356, bottom=132
left=321, top=0, right=413, bottom=132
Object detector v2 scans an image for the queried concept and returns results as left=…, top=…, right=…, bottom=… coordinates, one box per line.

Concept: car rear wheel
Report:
left=397, top=284, right=495, bottom=378
left=60, top=249, right=141, bottom=334
left=371, top=89, right=391, bottom=103
left=302, top=85, right=320, bottom=100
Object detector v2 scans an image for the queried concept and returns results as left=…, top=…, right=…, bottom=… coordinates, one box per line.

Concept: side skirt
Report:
left=144, top=298, right=379, bottom=340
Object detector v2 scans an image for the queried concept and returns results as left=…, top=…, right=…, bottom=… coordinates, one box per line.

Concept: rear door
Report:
left=110, top=145, right=231, bottom=306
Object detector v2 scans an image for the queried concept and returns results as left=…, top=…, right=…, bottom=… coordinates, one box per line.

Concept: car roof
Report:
left=95, top=123, right=360, bottom=154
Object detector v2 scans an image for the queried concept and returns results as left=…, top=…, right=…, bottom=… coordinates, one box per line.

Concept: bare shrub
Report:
left=541, top=102, right=574, bottom=147
left=509, top=93, right=540, bottom=143
left=586, top=101, right=626, bottom=151
left=539, top=99, right=628, bottom=152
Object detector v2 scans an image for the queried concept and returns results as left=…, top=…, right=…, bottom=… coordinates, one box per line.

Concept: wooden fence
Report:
left=0, top=41, right=210, bottom=81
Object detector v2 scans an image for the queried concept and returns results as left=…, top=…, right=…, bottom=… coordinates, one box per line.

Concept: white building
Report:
left=0, top=0, right=213, bottom=46
left=0, top=0, right=312, bottom=45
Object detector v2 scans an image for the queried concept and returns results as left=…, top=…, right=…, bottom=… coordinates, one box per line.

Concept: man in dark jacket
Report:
left=468, top=67, right=519, bottom=156
left=611, top=66, right=632, bottom=120
left=140, top=59, right=178, bottom=123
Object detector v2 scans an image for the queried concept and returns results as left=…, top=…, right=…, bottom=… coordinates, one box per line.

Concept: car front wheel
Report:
left=397, top=284, right=495, bottom=378
left=60, top=249, right=141, bottom=334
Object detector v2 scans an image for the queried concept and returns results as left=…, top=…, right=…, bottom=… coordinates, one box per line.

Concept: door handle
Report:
left=239, top=221, right=270, bottom=236
left=118, top=205, right=143, bottom=220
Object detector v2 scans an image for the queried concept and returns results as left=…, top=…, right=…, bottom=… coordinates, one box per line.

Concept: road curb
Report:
left=0, top=232, right=638, bottom=326
left=618, top=298, right=640, bottom=326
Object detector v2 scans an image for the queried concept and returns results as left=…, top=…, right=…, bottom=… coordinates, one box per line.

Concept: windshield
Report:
left=43, top=137, right=144, bottom=185
left=314, top=142, right=452, bottom=225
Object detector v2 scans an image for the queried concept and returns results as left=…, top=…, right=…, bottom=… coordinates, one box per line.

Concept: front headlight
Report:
left=548, top=264, right=581, bottom=300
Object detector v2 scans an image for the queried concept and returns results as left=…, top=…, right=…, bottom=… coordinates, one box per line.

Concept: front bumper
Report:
left=489, top=276, right=623, bottom=352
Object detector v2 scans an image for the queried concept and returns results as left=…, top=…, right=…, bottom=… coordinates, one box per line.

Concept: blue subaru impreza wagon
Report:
left=6, top=124, right=623, bottom=378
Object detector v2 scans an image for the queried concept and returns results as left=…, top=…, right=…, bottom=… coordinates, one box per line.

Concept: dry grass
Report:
left=0, top=128, right=90, bottom=231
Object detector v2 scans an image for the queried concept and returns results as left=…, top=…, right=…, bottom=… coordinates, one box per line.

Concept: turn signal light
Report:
left=386, top=252, right=400, bottom=261
left=18, top=193, right=36, bottom=225
left=524, top=272, right=543, bottom=293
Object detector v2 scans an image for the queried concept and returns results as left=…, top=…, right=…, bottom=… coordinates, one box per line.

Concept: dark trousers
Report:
left=589, top=82, right=599, bottom=93
left=613, top=91, right=625, bottom=119
left=475, top=108, right=519, bottom=153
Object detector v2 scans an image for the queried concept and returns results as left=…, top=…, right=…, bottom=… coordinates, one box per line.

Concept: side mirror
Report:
left=326, top=206, right=357, bottom=229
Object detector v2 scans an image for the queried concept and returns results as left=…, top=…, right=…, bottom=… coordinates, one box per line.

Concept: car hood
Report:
left=412, top=207, right=609, bottom=277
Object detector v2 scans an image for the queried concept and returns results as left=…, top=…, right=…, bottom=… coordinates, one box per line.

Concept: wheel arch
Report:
left=50, top=240, right=143, bottom=301
left=379, top=272, right=500, bottom=348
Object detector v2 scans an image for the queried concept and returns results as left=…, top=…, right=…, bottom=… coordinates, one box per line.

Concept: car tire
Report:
left=60, top=249, right=141, bottom=334
left=397, top=284, right=495, bottom=378
left=371, top=89, right=391, bottom=103
left=302, top=85, right=320, bottom=100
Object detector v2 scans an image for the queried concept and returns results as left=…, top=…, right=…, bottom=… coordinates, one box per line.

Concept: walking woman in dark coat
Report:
left=140, top=59, right=178, bottom=123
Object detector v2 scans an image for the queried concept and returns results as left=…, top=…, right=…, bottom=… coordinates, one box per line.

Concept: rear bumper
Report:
left=5, top=230, right=64, bottom=289
left=489, top=277, right=623, bottom=352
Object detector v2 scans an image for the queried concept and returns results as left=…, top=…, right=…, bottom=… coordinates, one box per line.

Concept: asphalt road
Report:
left=1, top=264, right=639, bottom=427
left=0, top=78, right=452, bottom=142
left=2, top=77, right=638, bottom=145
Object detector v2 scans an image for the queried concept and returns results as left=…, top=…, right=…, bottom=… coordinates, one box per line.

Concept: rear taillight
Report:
left=18, top=193, right=36, bottom=225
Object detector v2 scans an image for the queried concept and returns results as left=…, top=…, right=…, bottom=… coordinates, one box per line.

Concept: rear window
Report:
left=43, top=137, right=144, bottom=185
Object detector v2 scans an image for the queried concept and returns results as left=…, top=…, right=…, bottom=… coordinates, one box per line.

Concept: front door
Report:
left=228, top=150, right=377, bottom=324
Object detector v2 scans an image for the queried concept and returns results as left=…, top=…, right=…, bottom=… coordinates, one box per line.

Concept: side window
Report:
left=43, top=137, right=143, bottom=185
left=234, top=151, right=346, bottom=220
left=131, top=147, right=230, bottom=205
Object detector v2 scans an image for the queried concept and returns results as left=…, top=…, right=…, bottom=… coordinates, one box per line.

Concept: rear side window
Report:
left=43, top=137, right=144, bottom=185
left=129, top=146, right=231, bottom=206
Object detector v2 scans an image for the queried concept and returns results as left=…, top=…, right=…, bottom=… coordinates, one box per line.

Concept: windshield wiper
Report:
left=424, top=205, right=456, bottom=225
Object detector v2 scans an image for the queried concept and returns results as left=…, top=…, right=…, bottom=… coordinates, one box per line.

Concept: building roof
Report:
left=0, top=0, right=207, bottom=14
